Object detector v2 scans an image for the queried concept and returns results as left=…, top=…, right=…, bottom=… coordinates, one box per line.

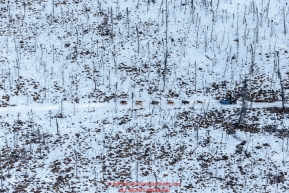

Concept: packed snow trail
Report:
left=0, top=99, right=283, bottom=115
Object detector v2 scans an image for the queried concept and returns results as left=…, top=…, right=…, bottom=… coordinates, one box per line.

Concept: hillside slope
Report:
left=0, top=0, right=289, bottom=192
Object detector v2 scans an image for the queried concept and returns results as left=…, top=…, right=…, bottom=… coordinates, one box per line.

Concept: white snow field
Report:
left=0, top=0, right=289, bottom=192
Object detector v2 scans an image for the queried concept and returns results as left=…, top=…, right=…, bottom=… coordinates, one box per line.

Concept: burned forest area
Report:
left=0, top=0, right=289, bottom=192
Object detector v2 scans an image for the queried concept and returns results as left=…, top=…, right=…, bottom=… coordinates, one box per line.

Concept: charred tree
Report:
left=237, top=77, right=250, bottom=126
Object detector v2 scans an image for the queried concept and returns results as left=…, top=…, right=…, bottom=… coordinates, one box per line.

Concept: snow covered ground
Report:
left=0, top=0, right=289, bottom=192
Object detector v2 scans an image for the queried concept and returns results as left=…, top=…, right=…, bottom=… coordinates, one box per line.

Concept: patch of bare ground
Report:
left=265, top=107, right=289, bottom=114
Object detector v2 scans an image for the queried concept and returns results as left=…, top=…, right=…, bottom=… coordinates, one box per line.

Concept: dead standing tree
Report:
left=92, top=62, right=99, bottom=92
left=275, top=51, right=287, bottom=109
left=237, top=77, right=250, bottom=127
left=163, top=0, right=169, bottom=91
